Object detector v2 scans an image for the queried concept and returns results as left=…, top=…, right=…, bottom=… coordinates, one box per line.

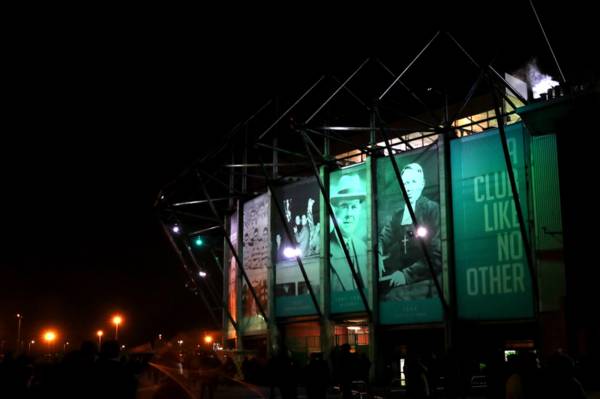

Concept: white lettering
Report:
left=510, top=231, right=523, bottom=259
left=513, top=263, right=525, bottom=293
left=474, top=176, right=485, bottom=202
left=484, top=204, right=493, bottom=232
left=483, top=201, right=521, bottom=232
left=502, top=264, right=512, bottom=293
left=478, top=267, right=489, bottom=295
left=465, top=263, right=527, bottom=295
left=498, top=231, right=523, bottom=261
left=467, top=269, right=478, bottom=295
left=489, top=264, right=502, bottom=294
left=498, top=233, right=509, bottom=262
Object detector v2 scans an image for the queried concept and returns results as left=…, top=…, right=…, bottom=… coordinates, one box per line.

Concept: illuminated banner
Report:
left=452, top=124, right=534, bottom=320
left=226, top=210, right=238, bottom=337
left=377, top=146, right=444, bottom=324
left=329, top=163, right=370, bottom=314
left=273, top=178, right=321, bottom=317
left=241, top=194, right=270, bottom=332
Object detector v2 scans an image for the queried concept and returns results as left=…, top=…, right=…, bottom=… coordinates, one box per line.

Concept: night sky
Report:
left=2, top=5, right=597, bottom=349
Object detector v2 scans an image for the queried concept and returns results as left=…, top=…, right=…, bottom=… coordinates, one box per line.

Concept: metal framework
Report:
left=155, top=21, right=571, bottom=353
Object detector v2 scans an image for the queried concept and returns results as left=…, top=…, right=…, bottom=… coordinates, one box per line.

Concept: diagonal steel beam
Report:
left=528, top=0, right=566, bottom=84
left=376, top=57, right=440, bottom=127
left=489, top=76, right=540, bottom=315
left=299, top=129, right=372, bottom=318
left=379, top=31, right=441, bottom=101
left=448, top=68, right=488, bottom=126
left=159, top=218, right=224, bottom=329
left=256, top=151, right=323, bottom=318
left=172, top=215, right=239, bottom=332
left=257, top=76, right=326, bottom=141
left=445, top=32, right=528, bottom=105
left=305, top=58, right=370, bottom=125
left=331, top=75, right=370, bottom=111
left=199, top=177, right=270, bottom=323
left=375, top=111, right=450, bottom=314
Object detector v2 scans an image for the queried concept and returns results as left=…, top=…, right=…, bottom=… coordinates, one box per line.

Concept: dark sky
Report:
left=1, top=4, right=597, bottom=349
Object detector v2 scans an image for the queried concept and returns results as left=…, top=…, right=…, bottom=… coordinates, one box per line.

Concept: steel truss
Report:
left=155, top=25, right=571, bottom=353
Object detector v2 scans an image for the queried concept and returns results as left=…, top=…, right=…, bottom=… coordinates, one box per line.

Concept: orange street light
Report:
left=43, top=330, right=57, bottom=354
left=97, top=330, right=104, bottom=347
left=112, top=315, right=123, bottom=340
left=43, top=330, right=56, bottom=343
left=204, top=335, right=213, bottom=345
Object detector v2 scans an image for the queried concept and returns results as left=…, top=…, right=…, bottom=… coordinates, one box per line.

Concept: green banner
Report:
left=273, top=178, right=321, bottom=317
left=329, top=163, right=370, bottom=314
left=377, top=146, right=443, bottom=324
left=452, top=124, right=534, bottom=320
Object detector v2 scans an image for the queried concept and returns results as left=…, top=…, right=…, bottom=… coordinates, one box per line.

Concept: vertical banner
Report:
left=452, top=124, right=533, bottom=320
left=226, top=210, right=238, bottom=338
left=329, top=163, right=370, bottom=314
left=377, top=145, right=443, bottom=324
left=273, top=178, right=321, bottom=316
left=241, top=194, right=270, bottom=332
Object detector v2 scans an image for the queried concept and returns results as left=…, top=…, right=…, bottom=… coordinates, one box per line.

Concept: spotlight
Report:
left=283, top=247, right=301, bottom=258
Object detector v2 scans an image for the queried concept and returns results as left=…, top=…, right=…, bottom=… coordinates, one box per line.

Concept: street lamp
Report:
left=16, top=314, right=23, bottom=353
left=97, top=330, right=104, bottom=348
left=112, top=315, right=123, bottom=340
left=43, top=330, right=57, bottom=354
left=28, top=340, right=35, bottom=354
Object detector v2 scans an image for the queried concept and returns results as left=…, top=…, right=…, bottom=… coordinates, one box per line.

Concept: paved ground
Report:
left=136, top=370, right=600, bottom=399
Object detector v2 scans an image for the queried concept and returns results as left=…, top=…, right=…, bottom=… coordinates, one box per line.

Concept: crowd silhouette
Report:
left=1, top=339, right=597, bottom=398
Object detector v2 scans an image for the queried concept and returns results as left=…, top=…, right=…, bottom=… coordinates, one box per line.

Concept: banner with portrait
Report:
left=241, top=193, right=270, bottom=333
left=452, top=123, right=534, bottom=320
left=329, top=163, right=371, bottom=314
left=377, top=145, right=444, bottom=324
left=273, top=178, right=321, bottom=317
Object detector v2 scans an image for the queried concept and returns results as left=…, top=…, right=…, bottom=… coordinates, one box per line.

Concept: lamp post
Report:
left=97, top=330, right=104, bottom=348
left=112, top=315, right=123, bottom=340
left=28, top=340, right=35, bottom=354
left=43, top=330, right=57, bottom=355
left=16, top=314, right=22, bottom=353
